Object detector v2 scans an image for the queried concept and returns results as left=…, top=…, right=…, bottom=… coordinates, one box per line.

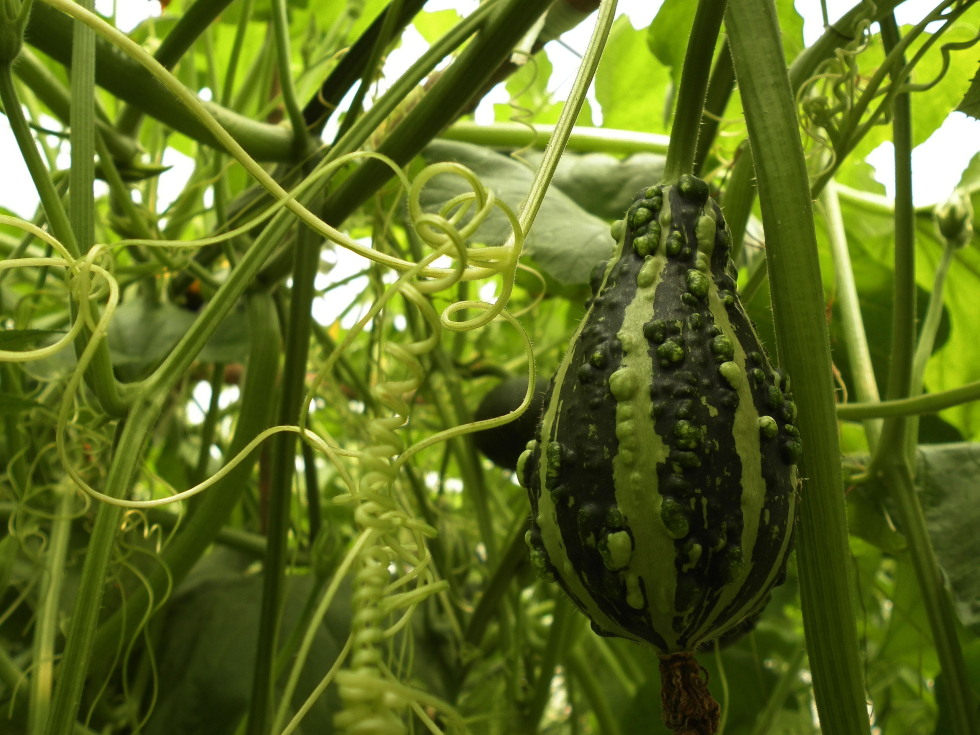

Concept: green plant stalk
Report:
left=819, top=180, right=882, bottom=448
left=27, top=483, right=73, bottom=735
left=661, top=0, right=727, bottom=183
left=441, top=120, right=670, bottom=155
left=725, top=3, right=871, bottom=734
left=69, top=0, right=96, bottom=292
left=0, top=65, right=128, bottom=417
left=115, top=0, right=237, bottom=136
left=269, top=0, right=308, bottom=153
left=721, top=141, right=755, bottom=262
left=332, top=0, right=401, bottom=144
left=86, top=293, right=280, bottom=677
left=788, top=0, right=904, bottom=90
left=722, top=0, right=906, bottom=250
left=868, top=17, right=979, bottom=734
left=808, top=0, right=969, bottom=197
left=220, top=0, right=254, bottom=107
left=564, top=644, right=623, bottom=735
left=836, top=381, right=980, bottom=420
left=523, top=597, right=576, bottom=732
left=246, top=206, right=322, bottom=735
left=904, top=243, right=955, bottom=458
left=519, top=0, right=616, bottom=238
left=749, top=646, right=807, bottom=735
left=1, top=364, right=29, bottom=492
left=694, top=38, right=734, bottom=176
left=302, top=0, right=428, bottom=134
left=191, top=363, right=226, bottom=485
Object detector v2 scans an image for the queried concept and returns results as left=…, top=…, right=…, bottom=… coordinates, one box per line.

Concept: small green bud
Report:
left=935, top=190, right=974, bottom=248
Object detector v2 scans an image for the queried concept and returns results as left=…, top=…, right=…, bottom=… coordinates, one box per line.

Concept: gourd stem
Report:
left=440, top=120, right=670, bottom=155
left=661, top=0, right=728, bottom=184
left=85, top=294, right=281, bottom=678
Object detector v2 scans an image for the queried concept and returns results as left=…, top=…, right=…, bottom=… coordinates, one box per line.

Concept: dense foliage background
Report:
left=0, top=1, right=978, bottom=733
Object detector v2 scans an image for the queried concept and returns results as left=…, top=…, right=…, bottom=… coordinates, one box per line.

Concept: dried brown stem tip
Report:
left=658, top=651, right=721, bottom=735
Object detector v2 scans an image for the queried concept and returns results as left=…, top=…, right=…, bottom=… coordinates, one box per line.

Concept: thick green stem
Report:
left=269, top=0, right=308, bottom=153
left=115, top=0, right=237, bottom=136
left=693, top=38, right=734, bottom=176
left=245, top=197, right=322, bottom=735
left=322, top=0, right=554, bottom=222
left=441, top=121, right=669, bottom=155
left=564, top=644, right=623, bottom=735
left=523, top=598, right=577, bottom=732
left=836, top=381, right=980, bottom=420
left=726, top=3, right=870, bottom=734
left=662, top=0, right=727, bottom=183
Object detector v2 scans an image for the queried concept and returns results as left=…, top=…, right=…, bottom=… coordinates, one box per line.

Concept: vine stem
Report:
left=867, top=16, right=979, bottom=735
left=819, top=180, right=882, bottom=448
left=725, top=1, right=871, bottom=733
left=516, top=0, right=618, bottom=236
left=904, top=241, right=956, bottom=458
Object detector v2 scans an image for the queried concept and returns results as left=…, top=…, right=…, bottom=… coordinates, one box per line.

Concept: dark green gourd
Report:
left=518, top=176, right=800, bottom=734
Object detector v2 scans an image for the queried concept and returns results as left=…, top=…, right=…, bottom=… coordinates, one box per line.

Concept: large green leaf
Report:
left=519, top=149, right=666, bottom=220
left=144, top=556, right=347, bottom=735
left=596, top=16, right=672, bottom=133
left=911, top=443, right=980, bottom=631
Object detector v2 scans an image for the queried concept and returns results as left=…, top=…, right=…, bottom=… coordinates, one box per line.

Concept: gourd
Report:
left=518, top=175, right=800, bottom=735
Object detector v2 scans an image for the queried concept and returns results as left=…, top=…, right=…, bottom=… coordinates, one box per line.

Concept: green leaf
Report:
left=647, top=0, right=696, bottom=91
left=413, top=8, right=462, bottom=46
left=596, top=16, right=671, bottom=133
left=519, top=149, right=666, bottom=220
left=911, top=443, right=980, bottom=632
left=107, top=299, right=249, bottom=381
left=419, top=140, right=615, bottom=285
left=955, top=61, right=980, bottom=120
left=144, top=561, right=346, bottom=735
